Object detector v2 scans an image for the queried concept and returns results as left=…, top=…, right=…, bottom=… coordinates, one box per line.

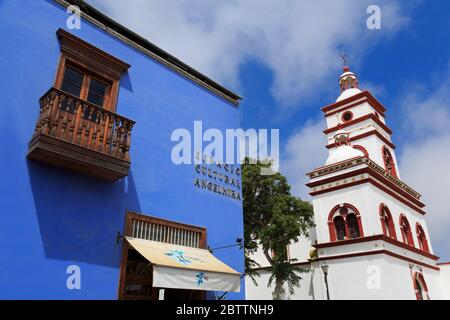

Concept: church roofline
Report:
left=321, top=90, right=386, bottom=116
left=54, top=0, right=242, bottom=106
left=309, top=176, right=426, bottom=215
left=305, top=155, right=364, bottom=176
left=306, top=157, right=424, bottom=211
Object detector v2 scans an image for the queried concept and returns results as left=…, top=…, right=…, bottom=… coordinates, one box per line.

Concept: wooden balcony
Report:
left=28, top=87, right=135, bottom=181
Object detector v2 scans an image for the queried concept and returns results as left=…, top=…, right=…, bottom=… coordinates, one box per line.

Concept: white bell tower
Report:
left=245, top=65, right=450, bottom=301
left=306, top=65, right=441, bottom=300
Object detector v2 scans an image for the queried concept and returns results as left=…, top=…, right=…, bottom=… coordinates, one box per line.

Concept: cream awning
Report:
left=125, top=237, right=241, bottom=292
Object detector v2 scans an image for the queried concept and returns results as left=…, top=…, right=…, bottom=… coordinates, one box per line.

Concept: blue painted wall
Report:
left=0, top=0, right=244, bottom=299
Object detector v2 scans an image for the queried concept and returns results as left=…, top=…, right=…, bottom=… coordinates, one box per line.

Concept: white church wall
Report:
left=321, top=254, right=418, bottom=299
left=249, top=245, right=271, bottom=268
left=246, top=253, right=441, bottom=300
left=248, top=234, right=315, bottom=269
left=437, top=264, right=450, bottom=299
left=289, top=233, right=315, bottom=262
left=422, top=267, right=446, bottom=299
left=245, top=267, right=314, bottom=300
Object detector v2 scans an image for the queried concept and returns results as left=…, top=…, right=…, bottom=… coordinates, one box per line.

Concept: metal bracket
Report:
left=116, top=231, right=124, bottom=244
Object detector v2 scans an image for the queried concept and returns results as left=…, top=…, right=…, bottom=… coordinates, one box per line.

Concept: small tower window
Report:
left=333, top=216, right=346, bottom=240
left=413, top=272, right=429, bottom=300
left=347, top=213, right=360, bottom=239
left=328, top=204, right=363, bottom=242
left=382, top=146, right=398, bottom=178
left=341, top=111, right=353, bottom=122
left=415, top=278, right=424, bottom=300
left=383, top=216, right=391, bottom=237
left=379, top=204, right=396, bottom=240
left=416, top=223, right=430, bottom=253
left=399, top=214, right=414, bottom=247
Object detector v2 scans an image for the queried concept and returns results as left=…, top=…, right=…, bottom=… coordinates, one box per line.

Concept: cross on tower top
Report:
left=340, top=51, right=348, bottom=67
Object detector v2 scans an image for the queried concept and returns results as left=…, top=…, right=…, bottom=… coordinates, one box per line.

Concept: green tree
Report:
left=242, top=158, right=314, bottom=300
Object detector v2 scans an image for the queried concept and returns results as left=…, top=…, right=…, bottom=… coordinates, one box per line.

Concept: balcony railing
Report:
left=28, top=87, right=135, bottom=180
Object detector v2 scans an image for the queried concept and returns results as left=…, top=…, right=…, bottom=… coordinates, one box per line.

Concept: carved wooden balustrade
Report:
left=28, top=87, right=135, bottom=180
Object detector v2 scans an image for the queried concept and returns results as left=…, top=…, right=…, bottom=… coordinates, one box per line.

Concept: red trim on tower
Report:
left=313, top=250, right=439, bottom=271
left=321, top=90, right=386, bottom=116
left=323, top=113, right=393, bottom=135
left=306, top=156, right=363, bottom=174
left=326, top=129, right=396, bottom=149
left=307, top=167, right=367, bottom=187
left=353, top=145, right=369, bottom=157
left=314, top=234, right=439, bottom=260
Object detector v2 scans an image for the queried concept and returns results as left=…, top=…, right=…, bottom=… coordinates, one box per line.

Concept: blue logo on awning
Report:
left=165, top=250, right=192, bottom=265
left=196, top=272, right=208, bottom=287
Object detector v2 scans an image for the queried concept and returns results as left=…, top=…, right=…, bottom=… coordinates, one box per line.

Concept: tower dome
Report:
left=325, top=129, right=364, bottom=165
left=336, top=66, right=361, bottom=102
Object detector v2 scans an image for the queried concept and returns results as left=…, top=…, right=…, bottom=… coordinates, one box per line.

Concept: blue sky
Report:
left=88, top=0, right=450, bottom=261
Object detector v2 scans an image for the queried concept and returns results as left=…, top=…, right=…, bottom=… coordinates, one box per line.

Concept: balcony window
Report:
left=61, top=66, right=84, bottom=97
left=60, top=65, right=111, bottom=108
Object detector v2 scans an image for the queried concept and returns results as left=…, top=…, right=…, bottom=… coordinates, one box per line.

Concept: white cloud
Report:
left=281, top=119, right=327, bottom=199
left=400, top=135, right=450, bottom=258
left=398, top=70, right=450, bottom=260
left=88, top=0, right=410, bottom=107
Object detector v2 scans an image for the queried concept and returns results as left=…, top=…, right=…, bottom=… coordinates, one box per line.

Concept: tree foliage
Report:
left=242, top=158, right=314, bottom=299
